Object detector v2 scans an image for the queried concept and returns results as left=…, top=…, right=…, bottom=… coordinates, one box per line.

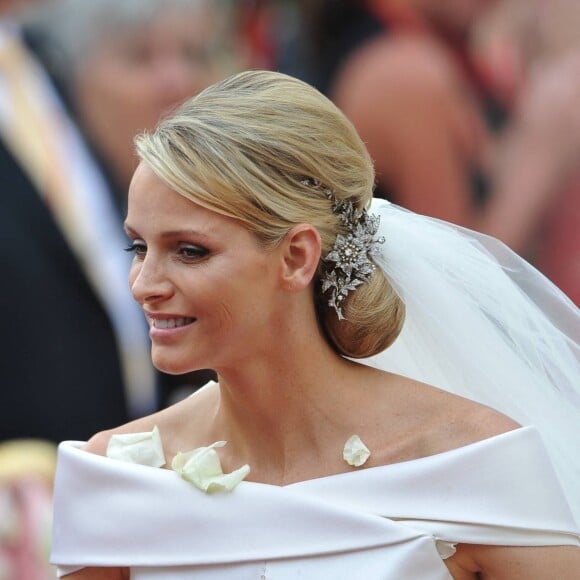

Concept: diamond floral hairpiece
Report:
left=321, top=191, right=385, bottom=320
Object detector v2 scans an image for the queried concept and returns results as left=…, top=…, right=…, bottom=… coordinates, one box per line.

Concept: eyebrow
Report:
left=123, top=224, right=212, bottom=240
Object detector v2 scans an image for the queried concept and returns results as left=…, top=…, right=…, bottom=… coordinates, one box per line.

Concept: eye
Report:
left=178, top=244, right=209, bottom=261
left=124, top=240, right=147, bottom=257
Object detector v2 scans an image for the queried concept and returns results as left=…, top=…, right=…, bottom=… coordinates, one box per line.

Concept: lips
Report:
left=148, top=316, right=195, bottom=329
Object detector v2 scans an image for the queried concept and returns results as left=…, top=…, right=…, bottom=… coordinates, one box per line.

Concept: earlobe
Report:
left=280, top=225, right=321, bottom=291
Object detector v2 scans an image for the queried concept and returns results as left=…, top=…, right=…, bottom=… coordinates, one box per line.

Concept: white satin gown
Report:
left=50, top=425, right=579, bottom=579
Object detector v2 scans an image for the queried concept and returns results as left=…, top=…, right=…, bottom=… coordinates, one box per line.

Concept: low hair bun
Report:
left=319, top=269, right=406, bottom=358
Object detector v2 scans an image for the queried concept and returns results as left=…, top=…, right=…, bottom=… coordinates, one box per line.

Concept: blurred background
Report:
left=1, top=0, right=579, bottom=577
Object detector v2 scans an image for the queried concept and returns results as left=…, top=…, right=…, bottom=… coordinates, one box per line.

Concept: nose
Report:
left=129, top=256, right=174, bottom=305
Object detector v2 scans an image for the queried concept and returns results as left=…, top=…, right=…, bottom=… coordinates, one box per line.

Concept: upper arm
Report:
left=467, top=543, right=580, bottom=579
left=332, top=36, right=486, bottom=226
left=63, top=567, right=129, bottom=580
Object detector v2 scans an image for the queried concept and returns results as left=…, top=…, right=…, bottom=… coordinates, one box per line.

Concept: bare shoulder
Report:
left=83, top=412, right=168, bottom=457
left=378, top=373, right=521, bottom=460
left=332, top=34, right=477, bottom=186
left=333, top=34, right=461, bottom=111
left=415, top=379, right=520, bottom=454
left=83, top=382, right=219, bottom=457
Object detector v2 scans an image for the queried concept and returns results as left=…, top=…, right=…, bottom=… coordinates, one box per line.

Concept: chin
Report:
left=151, top=353, right=202, bottom=376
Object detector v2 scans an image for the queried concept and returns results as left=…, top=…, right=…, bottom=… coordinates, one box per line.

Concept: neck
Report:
left=209, top=329, right=374, bottom=484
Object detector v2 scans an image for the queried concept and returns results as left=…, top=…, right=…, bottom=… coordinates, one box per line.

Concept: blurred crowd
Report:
left=1, top=0, right=579, bottom=578
left=276, top=0, right=580, bottom=304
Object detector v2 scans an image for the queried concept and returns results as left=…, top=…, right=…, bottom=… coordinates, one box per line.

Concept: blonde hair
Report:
left=135, top=70, right=405, bottom=357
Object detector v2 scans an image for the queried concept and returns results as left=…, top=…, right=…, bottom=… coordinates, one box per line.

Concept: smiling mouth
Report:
left=152, top=317, right=195, bottom=329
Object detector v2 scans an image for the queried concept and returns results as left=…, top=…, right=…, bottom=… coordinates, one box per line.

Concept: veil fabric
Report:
left=363, top=199, right=580, bottom=522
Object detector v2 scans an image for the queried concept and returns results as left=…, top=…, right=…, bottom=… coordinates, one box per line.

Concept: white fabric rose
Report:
left=172, top=441, right=250, bottom=493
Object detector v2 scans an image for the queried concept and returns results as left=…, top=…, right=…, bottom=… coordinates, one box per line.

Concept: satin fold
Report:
left=51, top=427, right=579, bottom=578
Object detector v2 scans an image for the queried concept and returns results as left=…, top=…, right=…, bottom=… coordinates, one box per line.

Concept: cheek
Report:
left=128, top=263, right=140, bottom=294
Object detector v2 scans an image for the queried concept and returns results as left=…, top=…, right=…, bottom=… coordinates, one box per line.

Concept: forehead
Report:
left=128, top=163, right=191, bottom=210
left=126, top=163, right=242, bottom=235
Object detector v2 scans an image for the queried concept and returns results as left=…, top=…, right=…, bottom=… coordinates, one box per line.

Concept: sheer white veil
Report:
left=362, top=199, right=580, bottom=522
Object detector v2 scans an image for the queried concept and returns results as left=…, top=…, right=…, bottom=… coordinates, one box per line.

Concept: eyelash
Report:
left=124, top=242, right=146, bottom=256
left=179, top=245, right=209, bottom=260
left=124, top=242, right=209, bottom=261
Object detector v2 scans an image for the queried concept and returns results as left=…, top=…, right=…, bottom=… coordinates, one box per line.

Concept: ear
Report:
left=279, top=224, right=321, bottom=292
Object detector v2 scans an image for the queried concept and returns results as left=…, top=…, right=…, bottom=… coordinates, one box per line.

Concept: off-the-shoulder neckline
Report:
left=60, top=425, right=534, bottom=489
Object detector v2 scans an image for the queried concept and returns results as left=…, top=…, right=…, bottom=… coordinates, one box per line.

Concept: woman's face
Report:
left=125, top=163, right=282, bottom=375
left=73, top=7, right=228, bottom=190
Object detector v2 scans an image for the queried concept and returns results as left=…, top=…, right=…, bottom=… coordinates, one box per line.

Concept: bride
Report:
left=51, top=70, right=580, bottom=579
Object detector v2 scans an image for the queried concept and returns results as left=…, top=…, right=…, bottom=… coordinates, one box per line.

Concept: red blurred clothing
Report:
left=534, top=178, right=580, bottom=306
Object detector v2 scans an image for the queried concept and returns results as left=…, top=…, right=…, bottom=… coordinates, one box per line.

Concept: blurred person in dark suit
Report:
left=0, top=0, right=157, bottom=443
left=23, top=0, right=244, bottom=404
left=0, top=0, right=245, bottom=443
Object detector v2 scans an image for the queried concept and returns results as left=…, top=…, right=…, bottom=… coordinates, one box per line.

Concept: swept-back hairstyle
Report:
left=135, top=70, right=405, bottom=357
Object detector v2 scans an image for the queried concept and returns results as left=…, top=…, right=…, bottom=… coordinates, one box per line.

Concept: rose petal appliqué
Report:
left=106, top=425, right=166, bottom=468
left=172, top=441, right=250, bottom=493
left=343, top=434, right=371, bottom=467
